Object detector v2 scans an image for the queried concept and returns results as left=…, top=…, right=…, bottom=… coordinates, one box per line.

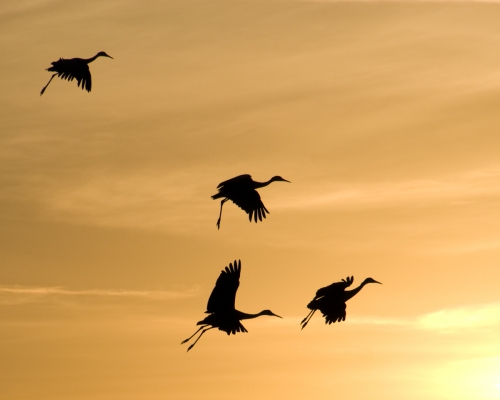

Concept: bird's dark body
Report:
left=47, top=58, right=92, bottom=92
left=300, top=276, right=381, bottom=329
left=181, top=260, right=281, bottom=351
left=196, top=312, right=248, bottom=335
left=40, top=51, right=112, bottom=95
left=313, top=276, right=353, bottom=301
left=212, top=174, right=269, bottom=223
left=306, top=277, right=352, bottom=324
left=212, top=174, right=290, bottom=229
left=307, top=295, right=347, bottom=324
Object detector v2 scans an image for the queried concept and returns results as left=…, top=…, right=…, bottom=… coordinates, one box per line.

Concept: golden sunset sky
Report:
left=1, top=0, right=500, bottom=399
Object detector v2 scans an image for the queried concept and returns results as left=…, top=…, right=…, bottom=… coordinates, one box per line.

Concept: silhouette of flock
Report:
left=40, top=52, right=381, bottom=351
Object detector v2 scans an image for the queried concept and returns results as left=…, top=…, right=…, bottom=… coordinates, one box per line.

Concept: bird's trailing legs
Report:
left=216, top=199, right=228, bottom=230
left=181, top=326, right=215, bottom=352
left=40, top=73, right=57, bottom=96
left=181, top=326, right=206, bottom=345
left=300, top=309, right=316, bottom=330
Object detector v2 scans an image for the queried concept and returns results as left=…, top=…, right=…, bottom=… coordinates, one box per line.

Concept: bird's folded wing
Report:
left=216, top=174, right=252, bottom=189
left=314, top=278, right=352, bottom=300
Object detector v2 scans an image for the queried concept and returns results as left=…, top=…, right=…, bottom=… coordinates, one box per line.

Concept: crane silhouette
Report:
left=212, top=174, right=290, bottom=229
left=300, top=276, right=381, bottom=329
left=181, top=260, right=282, bottom=351
left=40, top=52, right=113, bottom=95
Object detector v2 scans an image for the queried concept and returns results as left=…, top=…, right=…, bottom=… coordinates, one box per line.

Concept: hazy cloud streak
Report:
left=278, top=167, right=500, bottom=211
left=347, top=303, right=500, bottom=332
left=0, top=285, right=199, bottom=305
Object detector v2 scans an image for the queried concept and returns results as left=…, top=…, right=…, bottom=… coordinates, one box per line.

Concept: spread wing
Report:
left=206, top=260, right=241, bottom=314
left=319, top=300, right=347, bottom=324
left=51, top=58, right=92, bottom=92
left=314, top=276, right=353, bottom=300
left=230, top=188, right=269, bottom=222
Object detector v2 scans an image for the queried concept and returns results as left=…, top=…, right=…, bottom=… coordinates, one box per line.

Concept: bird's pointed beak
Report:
left=283, top=179, right=291, bottom=183
left=107, top=55, right=114, bottom=59
left=374, top=280, right=382, bottom=284
left=272, top=313, right=283, bottom=318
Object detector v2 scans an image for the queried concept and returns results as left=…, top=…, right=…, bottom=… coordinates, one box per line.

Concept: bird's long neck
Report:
left=236, top=310, right=268, bottom=320
left=83, top=53, right=103, bottom=64
left=253, top=178, right=275, bottom=189
left=344, top=280, right=369, bottom=302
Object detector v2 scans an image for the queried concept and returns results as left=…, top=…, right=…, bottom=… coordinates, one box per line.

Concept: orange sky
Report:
left=1, top=1, right=500, bottom=399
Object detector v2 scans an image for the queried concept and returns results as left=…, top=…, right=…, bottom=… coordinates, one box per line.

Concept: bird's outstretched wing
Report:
left=319, top=301, right=347, bottom=324
left=314, top=276, right=353, bottom=300
left=216, top=174, right=252, bottom=189
left=231, top=189, right=269, bottom=223
left=50, top=58, right=92, bottom=92
left=206, top=260, right=241, bottom=314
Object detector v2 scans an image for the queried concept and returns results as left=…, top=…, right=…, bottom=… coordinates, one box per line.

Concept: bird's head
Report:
left=271, top=176, right=291, bottom=183
left=97, top=51, right=113, bottom=59
left=363, top=278, right=382, bottom=285
left=259, top=309, right=282, bottom=318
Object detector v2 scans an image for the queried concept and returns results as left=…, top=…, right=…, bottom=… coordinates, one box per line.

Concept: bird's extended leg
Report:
left=216, top=199, right=228, bottom=230
left=40, top=73, right=57, bottom=96
left=300, top=310, right=316, bottom=330
left=300, top=310, right=314, bottom=325
left=181, top=325, right=206, bottom=345
left=187, top=327, right=215, bottom=352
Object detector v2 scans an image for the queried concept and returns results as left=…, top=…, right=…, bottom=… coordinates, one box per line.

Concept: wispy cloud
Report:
left=278, top=167, right=500, bottom=211
left=0, top=285, right=199, bottom=305
left=19, top=165, right=500, bottom=234
left=39, top=169, right=216, bottom=232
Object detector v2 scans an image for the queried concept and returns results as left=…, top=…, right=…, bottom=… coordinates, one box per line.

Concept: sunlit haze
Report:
left=1, top=1, right=500, bottom=399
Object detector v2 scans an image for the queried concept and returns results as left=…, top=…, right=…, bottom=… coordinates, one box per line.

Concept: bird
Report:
left=211, top=174, right=290, bottom=229
left=40, top=51, right=113, bottom=95
left=181, top=260, right=282, bottom=351
left=300, top=276, right=381, bottom=329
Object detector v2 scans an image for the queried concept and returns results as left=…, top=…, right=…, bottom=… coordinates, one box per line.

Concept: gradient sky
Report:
left=1, top=0, right=500, bottom=399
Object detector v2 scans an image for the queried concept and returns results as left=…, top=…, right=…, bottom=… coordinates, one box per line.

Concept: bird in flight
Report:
left=181, top=260, right=282, bottom=351
left=40, top=51, right=113, bottom=95
left=211, top=174, right=290, bottom=229
left=300, top=276, right=381, bottom=329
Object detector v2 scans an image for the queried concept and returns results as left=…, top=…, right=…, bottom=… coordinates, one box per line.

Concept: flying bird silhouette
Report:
left=212, top=174, right=290, bottom=229
left=40, top=51, right=113, bottom=95
left=181, top=260, right=282, bottom=351
left=300, top=276, right=381, bottom=329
